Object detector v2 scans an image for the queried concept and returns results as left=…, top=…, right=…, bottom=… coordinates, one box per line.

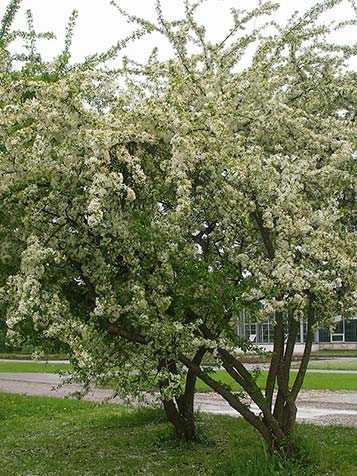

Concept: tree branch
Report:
left=291, top=297, right=315, bottom=399
left=108, top=323, right=147, bottom=345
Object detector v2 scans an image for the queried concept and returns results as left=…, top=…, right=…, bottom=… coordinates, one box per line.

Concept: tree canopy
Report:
left=1, top=0, right=357, bottom=457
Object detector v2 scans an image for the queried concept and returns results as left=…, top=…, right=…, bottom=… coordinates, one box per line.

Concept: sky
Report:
left=0, top=0, right=356, bottom=66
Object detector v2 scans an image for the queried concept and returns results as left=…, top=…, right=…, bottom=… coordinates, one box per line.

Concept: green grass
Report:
left=291, top=371, right=357, bottom=390
left=1, top=393, right=357, bottom=476
left=0, top=352, right=68, bottom=360
left=196, top=369, right=357, bottom=392
left=292, top=361, right=357, bottom=371
left=2, top=361, right=357, bottom=391
left=0, top=361, right=71, bottom=373
left=0, top=393, right=265, bottom=476
left=313, top=350, right=357, bottom=357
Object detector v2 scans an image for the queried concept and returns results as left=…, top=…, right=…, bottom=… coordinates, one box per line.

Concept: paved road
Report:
left=1, top=372, right=357, bottom=427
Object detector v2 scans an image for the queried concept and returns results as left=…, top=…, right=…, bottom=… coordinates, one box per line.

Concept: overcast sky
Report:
left=1, top=0, right=356, bottom=65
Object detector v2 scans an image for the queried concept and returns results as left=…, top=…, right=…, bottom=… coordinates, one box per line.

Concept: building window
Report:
left=331, top=334, right=344, bottom=342
left=318, top=329, right=330, bottom=343
left=345, top=320, right=357, bottom=342
left=238, top=312, right=357, bottom=346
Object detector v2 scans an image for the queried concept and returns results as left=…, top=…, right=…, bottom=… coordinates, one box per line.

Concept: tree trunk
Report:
left=180, top=301, right=316, bottom=460
left=162, top=396, right=197, bottom=442
left=158, top=348, right=205, bottom=443
left=270, top=432, right=300, bottom=459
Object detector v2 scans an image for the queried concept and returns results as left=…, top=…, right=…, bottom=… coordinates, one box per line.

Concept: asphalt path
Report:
left=1, top=372, right=357, bottom=427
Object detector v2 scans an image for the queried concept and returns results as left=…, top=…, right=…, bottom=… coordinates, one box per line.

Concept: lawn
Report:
left=0, top=352, right=68, bottom=360
left=292, top=361, right=357, bottom=371
left=1, top=392, right=357, bottom=476
left=313, top=350, right=357, bottom=358
left=1, top=361, right=357, bottom=391
left=0, top=361, right=71, bottom=373
left=195, top=370, right=357, bottom=392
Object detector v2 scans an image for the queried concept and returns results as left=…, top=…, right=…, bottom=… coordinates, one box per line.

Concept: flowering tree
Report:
left=0, top=0, right=215, bottom=443
left=1, top=0, right=357, bottom=458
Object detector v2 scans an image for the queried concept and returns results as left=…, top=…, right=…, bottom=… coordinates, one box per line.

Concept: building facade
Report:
left=237, top=310, right=357, bottom=353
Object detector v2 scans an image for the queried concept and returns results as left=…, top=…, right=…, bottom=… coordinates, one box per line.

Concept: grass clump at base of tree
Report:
left=1, top=393, right=357, bottom=476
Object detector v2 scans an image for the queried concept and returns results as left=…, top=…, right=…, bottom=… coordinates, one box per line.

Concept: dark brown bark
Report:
left=246, top=207, right=309, bottom=453
left=158, top=351, right=205, bottom=443
left=179, top=347, right=302, bottom=457
left=265, top=312, right=285, bottom=411
left=108, top=323, right=147, bottom=345
left=283, top=318, right=299, bottom=378
left=272, top=317, right=299, bottom=433
left=105, top=297, right=314, bottom=456
left=291, top=297, right=315, bottom=400
left=252, top=209, right=275, bottom=260
left=271, top=302, right=315, bottom=443
left=179, top=353, right=274, bottom=447
left=183, top=308, right=318, bottom=459
left=200, top=324, right=262, bottom=398
left=106, top=321, right=199, bottom=442
left=176, top=347, right=206, bottom=423
left=161, top=397, right=196, bottom=442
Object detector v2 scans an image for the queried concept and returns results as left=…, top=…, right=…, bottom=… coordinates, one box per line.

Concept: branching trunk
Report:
left=273, top=316, right=299, bottom=433
left=291, top=297, right=315, bottom=399
left=107, top=300, right=315, bottom=456
left=108, top=321, right=201, bottom=442
left=266, top=312, right=285, bottom=412
left=158, top=348, right=206, bottom=443
left=180, top=301, right=316, bottom=459
left=161, top=397, right=197, bottom=442
left=179, top=352, right=274, bottom=446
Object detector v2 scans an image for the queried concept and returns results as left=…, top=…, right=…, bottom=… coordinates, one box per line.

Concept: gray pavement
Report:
left=194, top=392, right=357, bottom=421
left=1, top=372, right=357, bottom=426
